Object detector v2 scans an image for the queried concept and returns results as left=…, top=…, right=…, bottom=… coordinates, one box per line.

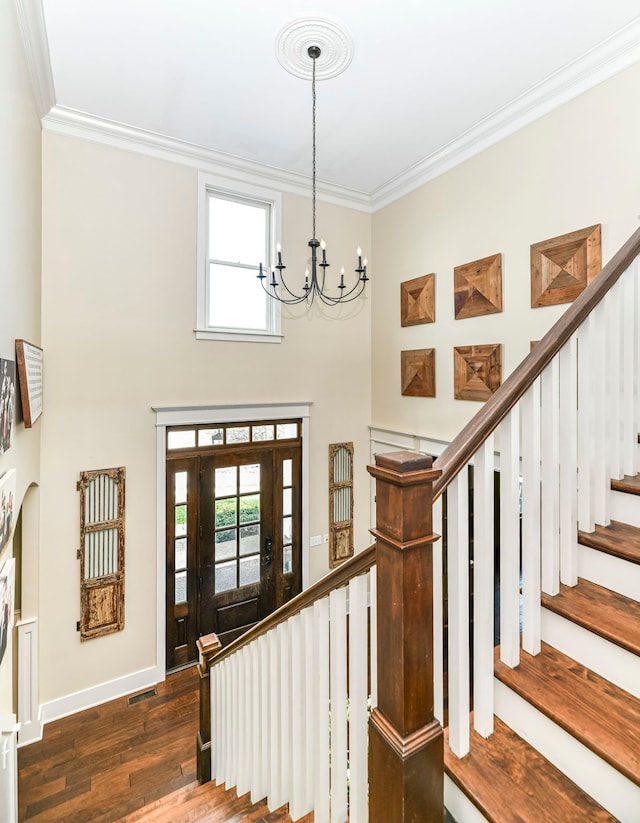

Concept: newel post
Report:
left=368, top=451, right=444, bottom=822
left=196, top=632, right=222, bottom=784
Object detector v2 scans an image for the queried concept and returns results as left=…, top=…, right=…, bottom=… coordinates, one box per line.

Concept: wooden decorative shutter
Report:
left=77, top=467, right=125, bottom=640
left=329, top=443, right=354, bottom=568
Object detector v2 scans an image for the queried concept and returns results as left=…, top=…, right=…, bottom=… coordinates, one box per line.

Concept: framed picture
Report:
left=0, top=469, right=17, bottom=566
left=400, top=273, right=435, bottom=326
left=0, top=557, right=16, bottom=667
left=15, top=340, right=43, bottom=428
left=0, top=358, right=16, bottom=455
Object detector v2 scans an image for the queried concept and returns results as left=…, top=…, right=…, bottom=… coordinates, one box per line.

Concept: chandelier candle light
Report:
left=258, top=43, right=369, bottom=305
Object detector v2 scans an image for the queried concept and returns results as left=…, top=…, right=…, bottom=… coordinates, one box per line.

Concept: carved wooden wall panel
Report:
left=400, top=273, right=435, bottom=326
left=454, top=344, right=502, bottom=401
left=454, top=253, right=502, bottom=319
left=329, top=443, right=354, bottom=568
left=401, top=348, right=436, bottom=397
left=530, top=224, right=601, bottom=307
left=77, top=467, right=125, bottom=640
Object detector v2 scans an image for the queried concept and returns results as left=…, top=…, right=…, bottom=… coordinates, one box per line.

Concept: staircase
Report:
left=446, top=486, right=640, bottom=820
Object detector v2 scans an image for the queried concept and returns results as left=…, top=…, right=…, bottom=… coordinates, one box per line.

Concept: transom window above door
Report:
left=167, top=420, right=300, bottom=452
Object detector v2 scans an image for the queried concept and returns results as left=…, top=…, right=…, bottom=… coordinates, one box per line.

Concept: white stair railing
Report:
left=434, top=241, right=640, bottom=760
left=210, top=566, right=377, bottom=823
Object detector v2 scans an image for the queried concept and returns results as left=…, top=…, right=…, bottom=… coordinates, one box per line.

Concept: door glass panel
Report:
left=215, top=498, right=237, bottom=528
left=252, top=425, right=274, bottom=442
left=283, top=458, right=292, bottom=487
left=283, top=545, right=293, bottom=575
left=168, top=430, right=196, bottom=449
left=240, top=494, right=260, bottom=524
left=175, top=570, right=187, bottom=603
left=276, top=423, right=297, bottom=439
left=175, top=504, right=187, bottom=536
left=240, top=523, right=260, bottom=555
left=283, top=516, right=292, bottom=543
left=215, top=466, right=237, bottom=497
left=215, top=560, right=237, bottom=593
left=240, top=464, right=260, bottom=493
left=175, top=537, right=187, bottom=569
left=215, top=529, right=237, bottom=560
left=226, top=426, right=250, bottom=444
left=198, top=428, right=224, bottom=447
left=175, top=471, right=187, bottom=503
left=283, top=487, right=292, bottom=517
left=239, top=555, right=260, bottom=587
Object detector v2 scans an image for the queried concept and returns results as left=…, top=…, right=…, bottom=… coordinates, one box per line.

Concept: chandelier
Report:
left=258, top=43, right=368, bottom=306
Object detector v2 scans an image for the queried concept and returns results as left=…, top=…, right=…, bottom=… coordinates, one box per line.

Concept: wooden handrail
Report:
left=433, top=225, right=640, bottom=499
left=210, top=542, right=376, bottom=667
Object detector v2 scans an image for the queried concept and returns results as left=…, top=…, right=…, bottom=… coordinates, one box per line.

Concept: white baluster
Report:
left=592, top=301, right=609, bottom=526
left=607, top=282, right=623, bottom=482
left=329, top=587, right=348, bottom=823
left=369, top=566, right=378, bottom=711
left=634, top=261, right=640, bottom=475
left=229, top=652, right=239, bottom=790
left=499, top=407, right=521, bottom=668
left=268, top=627, right=283, bottom=810
left=290, top=613, right=306, bottom=820
left=432, top=494, right=444, bottom=726
left=473, top=436, right=495, bottom=737
left=348, top=574, right=369, bottom=823
left=559, top=336, right=579, bottom=585
left=541, top=355, right=560, bottom=595
left=302, top=606, right=316, bottom=815
left=252, top=634, right=269, bottom=803
left=236, top=647, right=249, bottom=797
left=279, top=621, right=291, bottom=807
left=623, top=264, right=637, bottom=477
left=578, top=316, right=595, bottom=532
left=521, top=378, right=541, bottom=652
left=314, top=597, right=331, bottom=823
left=447, top=468, right=470, bottom=758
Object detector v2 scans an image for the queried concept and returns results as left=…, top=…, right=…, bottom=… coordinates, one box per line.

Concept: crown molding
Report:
left=371, top=17, right=640, bottom=211
left=41, top=105, right=373, bottom=213
left=13, top=0, right=55, bottom=119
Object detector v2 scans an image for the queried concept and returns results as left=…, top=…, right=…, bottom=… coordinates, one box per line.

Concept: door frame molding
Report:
left=153, top=402, right=312, bottom=678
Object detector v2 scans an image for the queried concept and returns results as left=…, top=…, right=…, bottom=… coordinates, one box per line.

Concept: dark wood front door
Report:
left=166, top=421, right=302, bottom=670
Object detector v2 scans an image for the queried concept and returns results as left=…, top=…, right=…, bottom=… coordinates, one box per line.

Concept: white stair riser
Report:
left=609, top=488, right=640, bottom=528
left=577, top=544, right=640, bottom=601
left=541, top=609, right=640, bottom=698
left=444, top=775, right=488, bottom=823
left=494, top=679, right=640, bottom=823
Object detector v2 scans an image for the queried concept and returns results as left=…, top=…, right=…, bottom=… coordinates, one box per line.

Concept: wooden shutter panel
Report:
left=329, top=443, right=354, bottom=568
left=77, top=467, right=125, bottom=640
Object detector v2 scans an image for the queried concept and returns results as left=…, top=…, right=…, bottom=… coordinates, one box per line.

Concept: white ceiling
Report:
left=21, top=1, right=640, bottom=207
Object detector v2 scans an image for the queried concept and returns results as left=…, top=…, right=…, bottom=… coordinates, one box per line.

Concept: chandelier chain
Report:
left=312, top=53, right=317, bottom=242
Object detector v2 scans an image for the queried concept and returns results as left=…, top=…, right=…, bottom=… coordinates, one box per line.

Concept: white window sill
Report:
left=194, top=328, right=283, bottom=344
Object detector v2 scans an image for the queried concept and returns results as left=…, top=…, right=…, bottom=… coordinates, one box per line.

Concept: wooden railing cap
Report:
left=374, top=450, right=433, bottom=472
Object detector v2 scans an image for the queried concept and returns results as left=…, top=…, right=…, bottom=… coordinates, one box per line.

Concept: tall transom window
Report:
left=196, top=174, right=282, bottom=342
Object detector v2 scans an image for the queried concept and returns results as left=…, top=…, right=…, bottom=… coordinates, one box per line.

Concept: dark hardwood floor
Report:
left=17, top=666, right=308, bottom=822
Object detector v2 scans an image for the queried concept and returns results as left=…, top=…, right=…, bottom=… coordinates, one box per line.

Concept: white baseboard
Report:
left=444, top=774, right=487, bottom=823
left=40, top=664, right=164, bottom=726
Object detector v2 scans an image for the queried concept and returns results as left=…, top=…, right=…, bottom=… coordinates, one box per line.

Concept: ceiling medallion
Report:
left=275, top=17, right=354, bottom=80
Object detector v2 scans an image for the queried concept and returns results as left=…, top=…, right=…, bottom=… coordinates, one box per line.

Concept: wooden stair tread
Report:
left=541, top=578, right=640, bottom=655
left=494, top=643, right=640, bottom=785
left=444, top=717, right=616, bottom=822
left=119, top=780, right=311, bottom=822
left=578, top=519, right=640, bottom=565
left=611, top=473, right=640, bottom=496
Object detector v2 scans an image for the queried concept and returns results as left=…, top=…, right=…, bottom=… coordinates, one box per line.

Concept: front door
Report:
left=166, top=420, right=302, bottom=670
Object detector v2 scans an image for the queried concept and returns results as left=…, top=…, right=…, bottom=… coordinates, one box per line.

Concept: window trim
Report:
left=195, top=172, right=282, bottom=343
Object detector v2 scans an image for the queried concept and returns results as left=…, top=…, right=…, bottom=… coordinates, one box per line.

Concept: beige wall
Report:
left=372, top=61, right=640, bottom=444
left=0, top=0, right=42, bottom=714
left=40, top=133, right=372, bottom=702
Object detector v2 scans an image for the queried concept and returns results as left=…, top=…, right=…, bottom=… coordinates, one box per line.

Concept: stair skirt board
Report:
left=610, top=489, right=640, bottom=529
left=541, top=609, right=640, bottom=698
left=577, top=545, right=640, bottom=602
left=444, top=775, right=489, bottom=823
left=494, top=679, right=640, bottom=823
